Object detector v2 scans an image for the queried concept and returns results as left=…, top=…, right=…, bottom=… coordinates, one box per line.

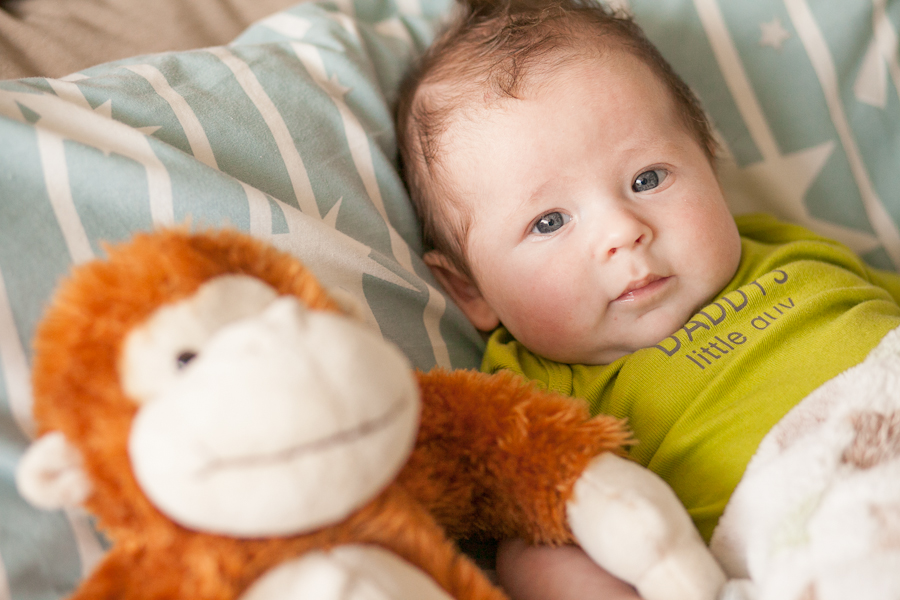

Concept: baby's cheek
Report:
left=507, top=287, right=585, bottom=346
left=514, top=273, right=570, bottom=313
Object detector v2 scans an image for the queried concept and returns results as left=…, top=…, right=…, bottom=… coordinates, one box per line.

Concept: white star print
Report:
left=854, top=39, right=888, bottom=109
left=374, top=17, right=415, bottom=47
left=271, top=199, right=418, bottom=334
left=0, top=88, right=176, bottom=236
left=691, top=1, right=886, bottom=260
left=718, top=142, right=882, bottom=257
left=258, top=13, right=313, bottom=40
left=760, top=17, right=791, bottom=51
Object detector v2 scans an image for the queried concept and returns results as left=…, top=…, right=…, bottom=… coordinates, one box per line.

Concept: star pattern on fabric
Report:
left=854, top=38, right=888, bottom=108
left=272, top=199, right=417, bottom=332
left=14, top=101, right=41, bottom=124
left=136, top=126, right=162, bottom=136
left=326, top=9, right=360, bottom=40
left=759, top=17, right=791, bottom=51
left=719, top=141, right=882, bottom=257
left=373, top=17, right=415, bottom=46
left=259, top=13, right=313, bottom=39
left=93, top=99, right=112, bottom=120
left=83, top=99, right=164, bottom=153
left=3, top=89, right=177, bottom=224
left=322, top=74, right=351, bottom=103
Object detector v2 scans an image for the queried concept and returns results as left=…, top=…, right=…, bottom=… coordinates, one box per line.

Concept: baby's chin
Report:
left=524, top=310, right=700, bottom=365
left=589, top=315, right=695, bottom=364
left=561, top=341, right=650, bottom=366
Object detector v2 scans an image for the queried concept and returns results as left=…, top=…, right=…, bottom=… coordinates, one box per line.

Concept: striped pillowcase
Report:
left=0, top=0, right=481, bottom=597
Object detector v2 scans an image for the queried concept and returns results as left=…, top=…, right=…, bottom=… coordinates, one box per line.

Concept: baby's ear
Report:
left=424, top=252, right=500, bottom=332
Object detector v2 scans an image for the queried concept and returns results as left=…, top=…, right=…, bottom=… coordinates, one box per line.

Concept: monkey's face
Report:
left=118, top=273, right=420, bottom=537
left=19, top=231, right=420, bottom=538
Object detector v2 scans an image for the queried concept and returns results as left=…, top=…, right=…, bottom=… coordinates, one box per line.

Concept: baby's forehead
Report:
left=430, top=50, right=698, bottom=199
left=430, top=46, right=664, bottom=133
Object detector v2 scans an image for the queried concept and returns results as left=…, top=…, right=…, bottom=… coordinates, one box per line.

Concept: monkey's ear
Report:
left=16, top=432, right=91, bottom=510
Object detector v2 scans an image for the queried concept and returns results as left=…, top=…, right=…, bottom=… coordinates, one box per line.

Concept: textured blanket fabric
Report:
left=711, top=326, right=900, bottom=600
left=0, top=0, right=300, bottom=79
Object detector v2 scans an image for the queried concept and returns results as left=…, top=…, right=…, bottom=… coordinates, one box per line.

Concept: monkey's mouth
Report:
left=191, top=397, right=410, bottom=479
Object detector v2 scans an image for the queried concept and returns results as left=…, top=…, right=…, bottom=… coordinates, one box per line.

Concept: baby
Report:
left=396, top=0, right=900, bottom=598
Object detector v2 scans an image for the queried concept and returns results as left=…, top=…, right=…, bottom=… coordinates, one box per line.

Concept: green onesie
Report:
left=482, top=213, right=900, bottom=541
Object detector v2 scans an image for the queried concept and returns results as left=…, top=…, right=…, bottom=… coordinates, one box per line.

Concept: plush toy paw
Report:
left=567, top=453, right=726, bottom=600
left=239, top=545, right=454, bottom=600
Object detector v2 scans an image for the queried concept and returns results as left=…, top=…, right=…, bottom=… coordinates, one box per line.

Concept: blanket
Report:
left=0, top=0, right=299, bottom=79
left=711, top=326, right=900, bottom=600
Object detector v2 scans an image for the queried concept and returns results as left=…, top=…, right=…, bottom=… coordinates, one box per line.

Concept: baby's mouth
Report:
left=614, top=275, right=669, bottom=303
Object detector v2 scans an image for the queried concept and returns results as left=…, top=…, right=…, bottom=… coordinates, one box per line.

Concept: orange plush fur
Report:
left=30, top=228, right=631, bottom=599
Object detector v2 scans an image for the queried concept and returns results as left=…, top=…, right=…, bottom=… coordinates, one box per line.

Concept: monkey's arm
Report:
left=401, top=368, right=629, bottom=543
left=402, top=369, right=726, bottom=600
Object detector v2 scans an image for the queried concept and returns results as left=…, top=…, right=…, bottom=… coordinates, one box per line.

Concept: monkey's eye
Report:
left=176, top=351, right=198, bottom=370
left=121, top=275, right=280, bottom=405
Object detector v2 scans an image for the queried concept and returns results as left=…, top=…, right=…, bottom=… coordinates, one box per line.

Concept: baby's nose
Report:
left=597, top=210, right=652, bottom=258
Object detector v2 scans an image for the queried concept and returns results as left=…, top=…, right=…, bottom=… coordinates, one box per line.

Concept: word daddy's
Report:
left=654, top=269, right=792, bottom=370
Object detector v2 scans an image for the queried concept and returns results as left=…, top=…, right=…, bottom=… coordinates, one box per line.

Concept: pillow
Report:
left=618, top=0, right=900, bottom=272
left=1, top=0, right=899, bottom=597
left=0, top=0, right=482, bottom=596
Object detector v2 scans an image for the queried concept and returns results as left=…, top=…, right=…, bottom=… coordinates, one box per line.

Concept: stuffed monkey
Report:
left=16, top=228, right=725, bottom=600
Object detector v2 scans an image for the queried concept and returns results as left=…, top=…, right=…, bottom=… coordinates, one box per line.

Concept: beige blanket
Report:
left=0, top=0, right=300, bottom=79
left=711, top=326, right=900, bottom=600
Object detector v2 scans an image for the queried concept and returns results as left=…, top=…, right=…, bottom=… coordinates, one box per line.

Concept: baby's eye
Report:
left=632, top=168, right=669, bottom=193
left=531, top=211, right=571, bottom=235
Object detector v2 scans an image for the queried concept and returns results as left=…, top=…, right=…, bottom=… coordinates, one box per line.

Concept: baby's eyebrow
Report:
left=520, top=177, right=568, bottom=213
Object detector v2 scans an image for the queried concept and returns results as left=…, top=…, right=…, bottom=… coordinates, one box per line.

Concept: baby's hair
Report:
left=396, top=0, right=716, bottom=280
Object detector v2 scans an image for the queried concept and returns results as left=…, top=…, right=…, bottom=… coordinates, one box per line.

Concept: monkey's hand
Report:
left=567, top=453, right=726, bottom=600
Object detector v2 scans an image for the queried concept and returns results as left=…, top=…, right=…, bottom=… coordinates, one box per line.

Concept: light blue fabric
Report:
left=0, top=0, right=898, bottom=597
left=0, top=1, right=478, bottom=597
left=624, top=0, right=900, bottom=271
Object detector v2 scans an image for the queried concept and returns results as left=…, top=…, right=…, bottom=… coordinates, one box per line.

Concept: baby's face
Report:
left=439, top=50, right=742, bottom=364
